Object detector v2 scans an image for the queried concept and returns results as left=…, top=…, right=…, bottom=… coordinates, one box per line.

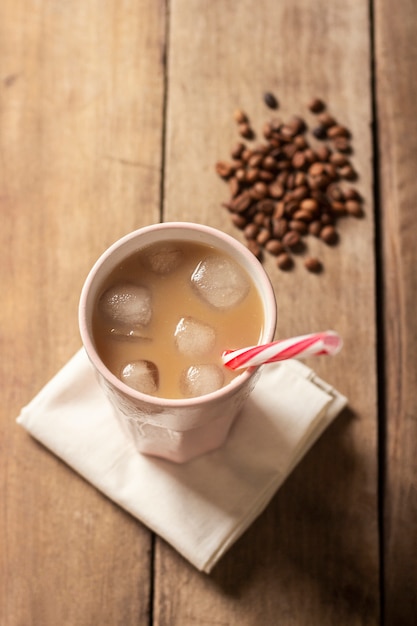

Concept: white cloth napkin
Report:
left=17, top=349, right=346, bottom=573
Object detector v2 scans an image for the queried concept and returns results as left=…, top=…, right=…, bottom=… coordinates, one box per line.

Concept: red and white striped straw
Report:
left=222, top=331, right=342, bottom=370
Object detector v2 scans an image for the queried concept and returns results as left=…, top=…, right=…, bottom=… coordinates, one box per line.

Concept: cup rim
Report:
left=79, top=221, right=277, bottom=408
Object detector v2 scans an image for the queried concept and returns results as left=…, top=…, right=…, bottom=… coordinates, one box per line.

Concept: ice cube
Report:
left=98, top=283, right=152, bottom=329
left=143, top=243, right=183, bottom=275
left=180, top=364, right=225, bottom=398
left=120, top=360, right=159, bottom=394
left=191, top=255, right=250, bottom=309
left=174, top=316, right=216, bottom=356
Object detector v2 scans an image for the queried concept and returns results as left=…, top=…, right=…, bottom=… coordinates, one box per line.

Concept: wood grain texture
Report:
left=0, top=0, right=165, bottom=624
left=157, top=1, right=379, bottom=624
left=375, top=0, right=417, bottom=623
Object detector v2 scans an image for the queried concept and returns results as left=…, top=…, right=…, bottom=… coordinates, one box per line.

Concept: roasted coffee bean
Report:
left=276, top=252, right=293, bottom=270
left=291, top=185, right=309, bottom=201
left=308, top=98, right=325, bottom=113
left=246, top=168, right=260, bottom=184
left=282, top=230, right=301, bottom=248
left=315, top=145, right=331, bottom=162
left=230, top=213, right=247, bottom=229
left=318, top=112, right=337, bottom=127
left=257, top=228, right=271, bottom=246
left=246, top=239, right=263, bottom=260
left=263, top=92, right=278, bottom=109
left=269, top=182, right=285, bottom=199
left=309, top=220, right=322, bottom=237
left=339, top=165, right=357, bottom=180
left=293, top=209, right=314, bottom=222
left=304, top=257, right=323, bottom=273
left=345, top=200, right=364, bottom=217
left=330, top=201, right=347, bottom=216
left=244, top=223, right=259, bottom=240
left=288, top=115, right=306, bottom=135
left=300, top=198, right=319, bottom=214
left=320, top=225, right=338, bottom=244
left=327, top=124, right=350, bottom=139
left=238, top=122, right=253, bottom=139
left=329, top=152, right=349, bottom=167
left=259, top=169, right=275, bottom=182
left=229, top=177, right=240, bottom=197
left=233, top=109, right=248, bottom=124
left=344, top=188, right=361, bottom=201
left=289, top=220, right=308, bottom=234
left=265, top=239, right=284, bottom=256
left=312, top=125, right=327, bottom=140
left=257, top=199, right=275, bottom=214
left=272, top=218, right=289, bottom=239
left=292, top=151, right=307, bottom=169
left=215, top=161, right=234, bottom=178
left=230, top=142, right=245, bottom=159
left=216, top=97, right=364, bottom=271
left=230, top=192, right=252, bottom=213
left=333, top=136, right=350, bottom=152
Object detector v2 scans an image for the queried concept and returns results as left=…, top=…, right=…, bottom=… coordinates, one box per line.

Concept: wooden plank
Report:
left=0, top=0, right=165, bottom=624
left=157, top=0, right=379, bottom=624
left=375, top=0, right=417, bottom=623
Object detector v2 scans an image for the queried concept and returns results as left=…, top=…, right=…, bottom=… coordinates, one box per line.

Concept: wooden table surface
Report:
left=2, top=1, right=416, bottom=624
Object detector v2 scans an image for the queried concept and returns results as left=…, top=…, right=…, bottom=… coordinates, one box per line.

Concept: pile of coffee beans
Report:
left=215, top=95, right=364, bottom=272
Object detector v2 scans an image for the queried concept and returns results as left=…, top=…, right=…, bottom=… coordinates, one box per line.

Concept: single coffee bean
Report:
left=318, top=112, right=337, bottom=127
left=229, top=177, right=240, bottom=197
left=215, top=161, right=234, bottom=178
left=273, top=217, right=289, bottom=239
left=330, top=201, right=347, bottom=216
left=288, top=115, right=306, bottom=135
left=245, top=168, right=260, bottom=184
left=230, top=142, right=245, bottom=159
left=230, top=192, right=252, bottom=213
left=308, top=162, right=325, bottom=177
left=238, top=122, right=253, bottom=139
left=333, top=136, right=350, bottom=152
left=312, top=125, right=327, bottom=140
left=320, top=225, right=338, bottom=244
left=304, top=257, right=322, bottom=273
left=329, top=152, right=349, bottom=167
left=289, top=220, right=308, bottom=234
left=292, top=151, right=307, bottom=169
left=230, top=213, right=247, bottom=229
left=263, top=92, right=278, bottom=108
left=244, top=223, right=259, bottom=240
left=291, top=185, right=309, bottom=201
left=345, top=200, right=364, bottom=217
left=315, top=145, right=331, bottom=162
left=308, top=97, right=325, bottom=113
left=265, top=239, right=284, bottom=256
left=327, top=125, right=350, bottom=139
left=276, top=252, right=293, bottom=270
left=339, top=164, right=357, bottom=180
left=257, top=199, right=275, bottom=214
left=344, top=188, right=361, bottom=201
left=233, top=108, right=248, bottom=124
left=282, top=230, right=301, bottom=248
left=269, top=182, right=285, bottom=199
left=300, top=198, right=319, bottom=213
left=327, top=184, right=344, bottom=201
left=257, top=228, right=271, bottom=245
left=309, top=220, right=322, bottom=237
left=293, top=209, right=314, bottom=222
left=246, top=239, right=263, bottom=260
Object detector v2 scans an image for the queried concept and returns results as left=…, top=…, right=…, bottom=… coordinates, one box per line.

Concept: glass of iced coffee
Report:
left=79, top=222, right=276, bottom=463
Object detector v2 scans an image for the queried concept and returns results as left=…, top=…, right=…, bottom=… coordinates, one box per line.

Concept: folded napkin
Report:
left=17, top=349, right=346, bottom=573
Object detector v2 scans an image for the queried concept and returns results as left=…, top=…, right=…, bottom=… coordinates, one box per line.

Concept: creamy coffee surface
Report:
left=93, top=240, right=263, bottom=399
